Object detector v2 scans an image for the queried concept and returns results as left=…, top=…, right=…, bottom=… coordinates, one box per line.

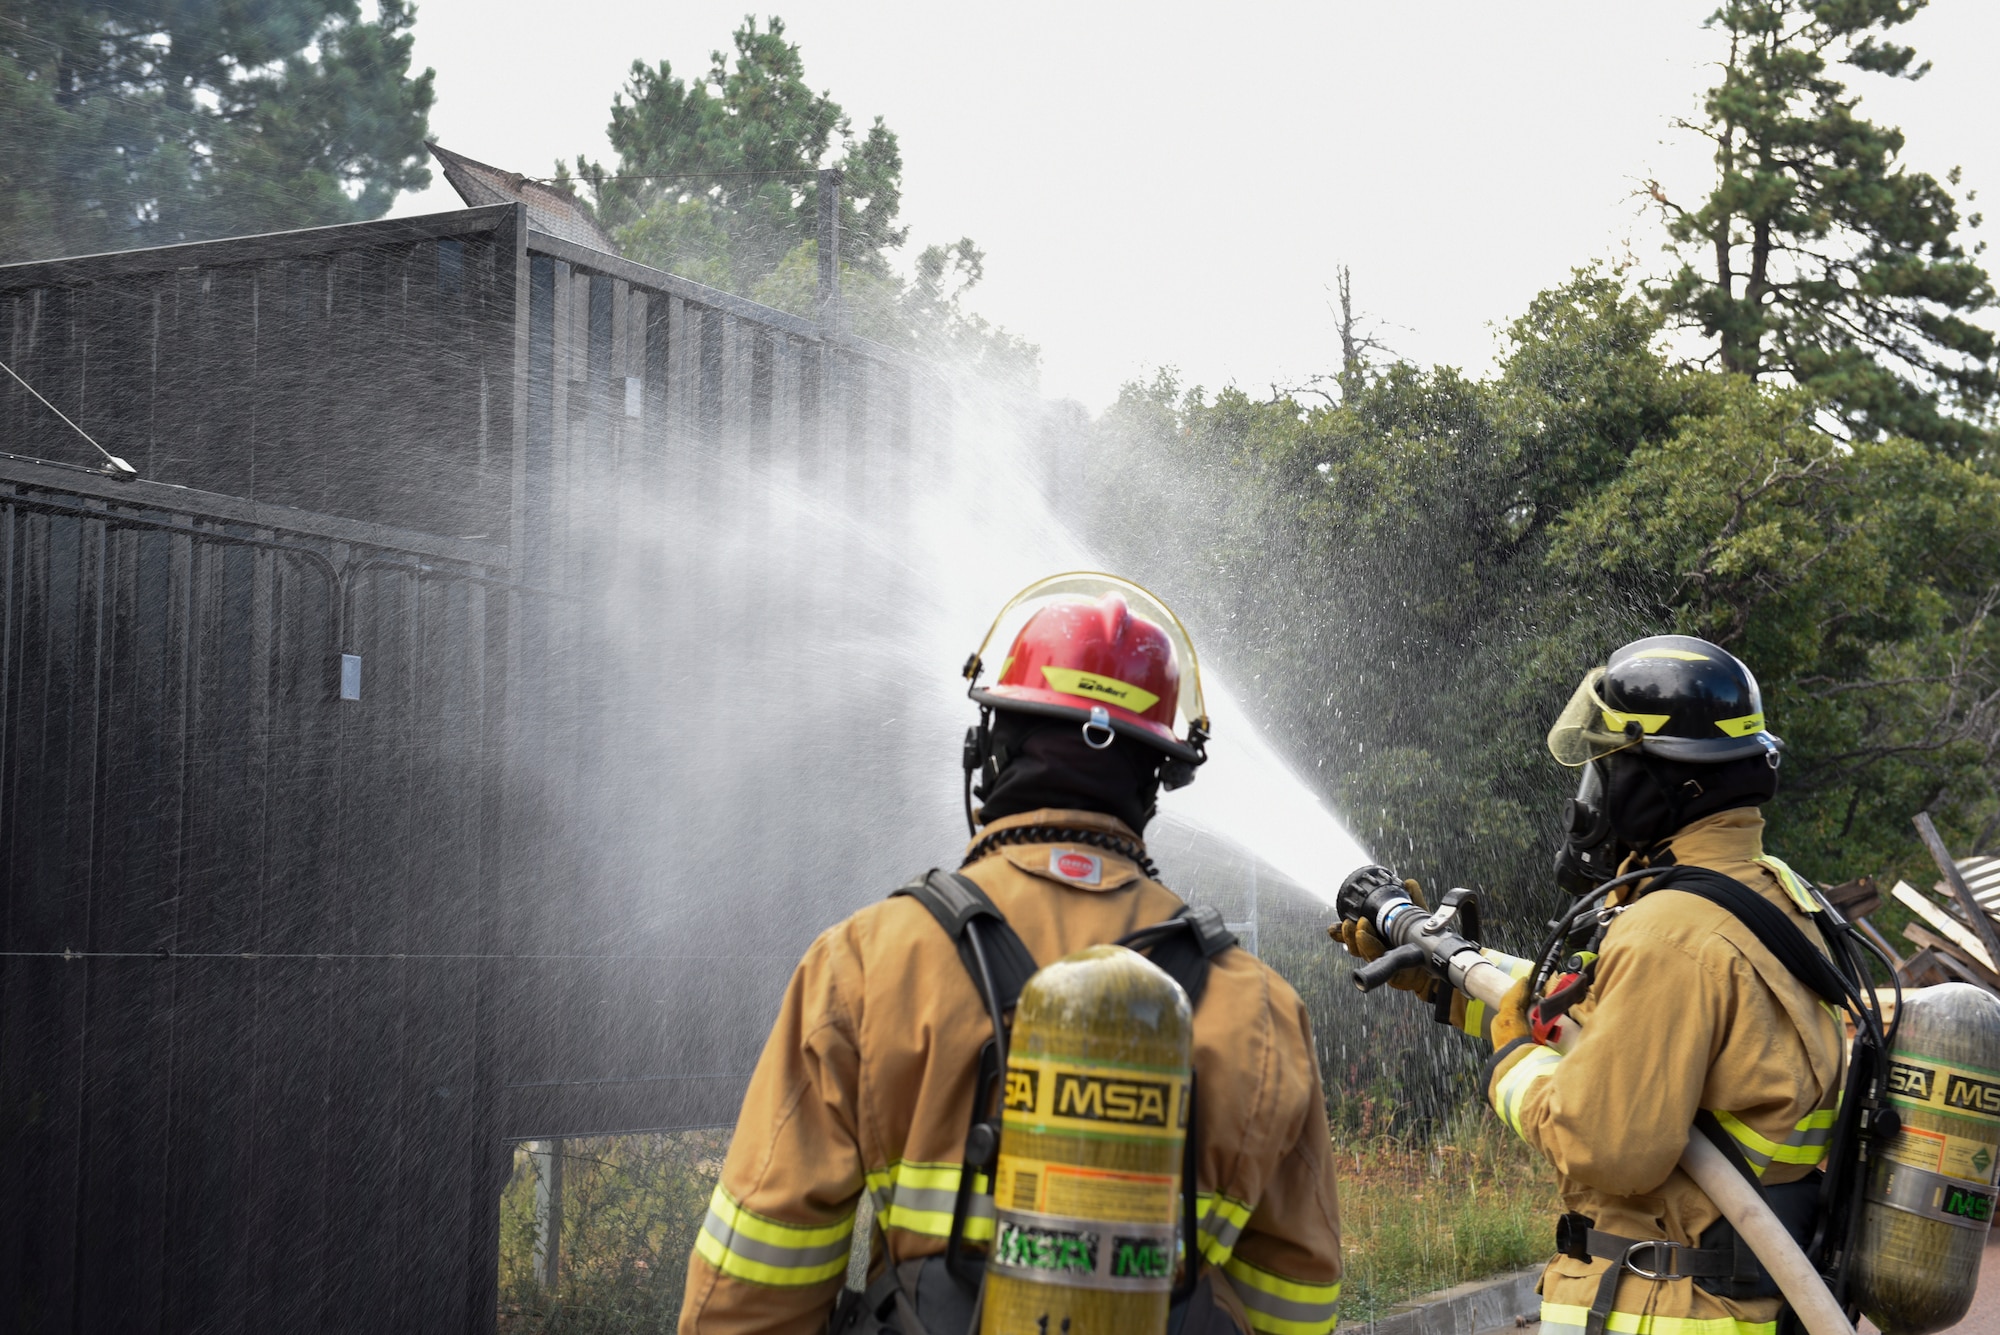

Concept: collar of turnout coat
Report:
left=1612, top=807, right=1770, bottom=903
left=964, top=808, right=1148, bottom=892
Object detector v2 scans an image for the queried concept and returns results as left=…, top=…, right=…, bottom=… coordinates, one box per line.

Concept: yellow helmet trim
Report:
left=1599, top=706, right=1669, bottom=734
left=1715, top=712, right=1766, bottom=738
left=1038, top=666, right=1161, bottom=714
left=1626, top=648, right=1713, bottom=662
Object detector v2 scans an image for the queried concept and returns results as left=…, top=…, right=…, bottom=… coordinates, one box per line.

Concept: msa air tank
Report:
left=982, top=945, right=1192, bottom=1335
left=1851, top=981, right=2000, bottom=1335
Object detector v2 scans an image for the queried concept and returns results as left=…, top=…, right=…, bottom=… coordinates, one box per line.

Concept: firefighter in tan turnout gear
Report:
left=678, top=575, right=1343, bottom=1335
left=1347, top=634, right=1846, bottom=1335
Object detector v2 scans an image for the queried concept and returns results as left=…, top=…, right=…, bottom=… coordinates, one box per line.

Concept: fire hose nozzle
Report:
left=1336, top=864, right=1487, bottom=995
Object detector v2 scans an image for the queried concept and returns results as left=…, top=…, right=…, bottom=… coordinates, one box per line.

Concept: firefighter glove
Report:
left=1490, top=975, right=1534, bottom=1051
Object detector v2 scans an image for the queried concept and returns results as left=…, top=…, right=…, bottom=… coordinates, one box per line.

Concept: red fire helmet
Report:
left=964, top=573, right=1209, bottom=765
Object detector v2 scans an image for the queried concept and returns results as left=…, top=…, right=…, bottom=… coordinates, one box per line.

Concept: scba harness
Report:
left=830, top=869, right=1241, bottom=1335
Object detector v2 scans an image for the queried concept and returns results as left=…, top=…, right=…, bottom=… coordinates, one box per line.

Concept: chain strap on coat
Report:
left=961, top=824, right=1161, bottom=880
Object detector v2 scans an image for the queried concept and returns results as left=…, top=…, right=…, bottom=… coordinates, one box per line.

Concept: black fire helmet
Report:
left=1547, top=634, right=1781, bottom=768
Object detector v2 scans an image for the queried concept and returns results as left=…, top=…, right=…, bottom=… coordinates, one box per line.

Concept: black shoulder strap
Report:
left=892, top=873, right=1240, bottom=1012
left=1638, top=865, right=1850, bottom=1008
left=892, top=869, right=1040, bottom=1016
left=1116, top=904, right=1239, bottom=1009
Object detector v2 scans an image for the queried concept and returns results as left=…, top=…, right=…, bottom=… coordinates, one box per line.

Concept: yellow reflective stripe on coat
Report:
left=1540, top=1301, right=1777, bottom=1335
left=1195, top=1190, right=1253, bottom=1266
left=1221, top=1254, right=1341, bottom=1335
left=1492, top=1046, right=1562, bottom=1138
left=1710, top=1107, right=1837, bottom=1176
left=1752, top=855, right=1820, bottom=915
left=864, top=1161, right=995, bottom=1241
left=1463, top=950, right=1536, bottom=1039
left=695, top=1184, right=854, bottom=1287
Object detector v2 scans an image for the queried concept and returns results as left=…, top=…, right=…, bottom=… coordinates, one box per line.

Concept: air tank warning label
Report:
left=993, top=1154, right=1178, bottom=1224
left=1884, top=1124, right=2000, bottom=1185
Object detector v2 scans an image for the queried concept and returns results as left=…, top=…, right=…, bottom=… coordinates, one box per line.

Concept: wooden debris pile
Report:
left=1844, top=813, right=2000, bottom=999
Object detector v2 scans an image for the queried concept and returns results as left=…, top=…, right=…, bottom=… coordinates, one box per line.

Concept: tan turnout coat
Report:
left=1485, top=809, right=1847, bottom=1335
left=678, top=808, right=1344, bottom=1335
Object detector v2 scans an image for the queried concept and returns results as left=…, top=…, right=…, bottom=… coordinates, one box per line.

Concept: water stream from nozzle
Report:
left=1171, top=672, right=1374, bottom=909
left=592, top=368, right=1374, bottom=975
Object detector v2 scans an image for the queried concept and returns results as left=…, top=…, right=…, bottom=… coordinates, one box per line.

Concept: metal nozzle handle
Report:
left=1352, top=942, right=1426, bottom=992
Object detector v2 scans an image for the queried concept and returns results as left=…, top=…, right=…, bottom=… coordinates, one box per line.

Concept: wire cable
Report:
left=961, top=823, right=1161, bottom=880
left=0, top=356, right=138, bottom=478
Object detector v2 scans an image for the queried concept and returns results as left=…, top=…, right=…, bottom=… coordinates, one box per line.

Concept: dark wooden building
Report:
left=0, top=203, right=941, bottom=1332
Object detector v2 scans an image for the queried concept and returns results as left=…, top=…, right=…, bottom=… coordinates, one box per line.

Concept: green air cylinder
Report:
left=981, top=944, right=1193, bottom=1335
left=1851, top=981, right=2000, bottom=1335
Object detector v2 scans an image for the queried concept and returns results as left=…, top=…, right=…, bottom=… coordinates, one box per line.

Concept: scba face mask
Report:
left=1553, top=759, right=1623, bottom=896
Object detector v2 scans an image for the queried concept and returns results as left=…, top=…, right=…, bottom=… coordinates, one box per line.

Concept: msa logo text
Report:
left=1004, top=1068, right=1036, bottom=1112
left=1053, top=1072, right=1171, bottom=1128
left=1942, top=1185, right=1995, bottom=1225
left=1888, top=1062, right=1934, bottom=1101
left=1945, top=1072, right=2000, bottom=1117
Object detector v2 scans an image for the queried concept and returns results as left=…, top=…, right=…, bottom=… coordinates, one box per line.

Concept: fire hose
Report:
left=1336, top=866, right=1858, bottom=1335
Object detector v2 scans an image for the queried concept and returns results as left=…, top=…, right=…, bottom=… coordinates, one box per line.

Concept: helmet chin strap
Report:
left=963, top=707, right=994, bottom=836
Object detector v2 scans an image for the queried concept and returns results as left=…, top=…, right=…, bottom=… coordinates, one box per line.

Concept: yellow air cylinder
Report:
left=980, top=944, right=1193, bottom=1335
left=1851, top=981, right=2000, bottom=1335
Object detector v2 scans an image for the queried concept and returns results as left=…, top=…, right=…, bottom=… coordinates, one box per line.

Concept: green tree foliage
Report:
left=0, top=0, right=435, bottom=263
left=1552, top=382, right=2000, bottom=872
left=1089, top=269, right=2000, bottom=944
left=574, top=16, right=1036, bottom=378
left=1646, top=0, right=1996, bottom=453
left=573, top=16, right=903, bottom=295
left=498, top=1132, right=727, bottom=1334
left=741, top=232, right=1035, bottom=368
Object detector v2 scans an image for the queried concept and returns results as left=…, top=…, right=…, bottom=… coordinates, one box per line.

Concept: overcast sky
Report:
left=388, top=1, right=2000, bottom=411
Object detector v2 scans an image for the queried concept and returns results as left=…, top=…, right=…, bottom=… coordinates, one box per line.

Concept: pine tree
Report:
left=0, top=0, right=435, bottom=263
left=573, top=16, right=906, bottom=295
left=1647, top=0, right=1996, bottom=454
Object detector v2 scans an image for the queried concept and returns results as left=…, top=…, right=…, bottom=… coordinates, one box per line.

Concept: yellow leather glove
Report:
left=1329, top=879, right=1436, bottom=997
left=1483, top=975, right=1551, bottom=1113
left=1490, top=975, right=1533, bottom=1050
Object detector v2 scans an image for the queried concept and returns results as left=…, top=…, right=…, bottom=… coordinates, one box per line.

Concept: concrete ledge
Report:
left=1338, top=1265, right=1543, bottom=1335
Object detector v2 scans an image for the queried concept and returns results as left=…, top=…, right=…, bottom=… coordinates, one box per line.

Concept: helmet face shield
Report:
left=966, top=572, right=1208, bottom=761
left=1546, top=667, right=1646, bottom=767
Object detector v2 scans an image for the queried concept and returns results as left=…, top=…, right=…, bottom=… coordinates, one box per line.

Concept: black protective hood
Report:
left=1603, top=749, right=1781, bottom=852
left=975, top=712, right=1162, bottom=835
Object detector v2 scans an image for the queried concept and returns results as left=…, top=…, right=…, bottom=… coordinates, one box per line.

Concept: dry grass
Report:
left=495, top=1112, right=1559, bottom=1331
left=1332, top=1108, right=1562, bottom=1322
left=498, top=1131, right=727, bottom=1335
